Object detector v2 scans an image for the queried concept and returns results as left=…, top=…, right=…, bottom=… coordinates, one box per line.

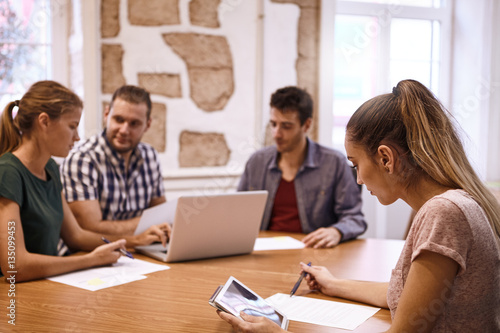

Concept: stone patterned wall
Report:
left=101, top=44, right=126, bottom=94
left=137, top=73, right=182, bottom=98
left=162, top=33, right=234, bottom=112
left=128, top=0, right=180, bottom=26
left=100, top=0, right=233, bottom=160
left=178, top=130, right=230, bottom=167
left=270, top=0, right=320, bottom=141
left=99, top=0, right=320, bottom=167
left=143, top=103, right=167, bottom=153
left=189, top=0, right=221, bottom=28
left=100, top=0, right=119, bottom=38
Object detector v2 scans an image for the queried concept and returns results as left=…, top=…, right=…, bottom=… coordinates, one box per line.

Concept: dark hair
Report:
left=109, top=85, right=152, bottom=119
left=346, top=79, right=500, bottom=238
left=0, top=80, right=83, bottom=156
left=270, top=86, right=312, bottom=125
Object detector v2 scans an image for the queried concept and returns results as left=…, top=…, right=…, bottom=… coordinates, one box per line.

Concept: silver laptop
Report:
left=135, top=191, right=268, bottom=262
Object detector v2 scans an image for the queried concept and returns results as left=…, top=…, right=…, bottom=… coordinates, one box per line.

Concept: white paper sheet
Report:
left=253, top=236, right=305, bottom=251
left=134, top=199, right=178, bottom=235
left=266, top=293, right=380, bottom=330
left=47, top=257, right=169, bottom=291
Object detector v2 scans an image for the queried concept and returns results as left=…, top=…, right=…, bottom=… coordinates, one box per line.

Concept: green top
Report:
left=0, top=153, right=63, bottom=257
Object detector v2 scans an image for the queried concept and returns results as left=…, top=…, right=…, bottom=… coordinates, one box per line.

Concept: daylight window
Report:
left=330, top=0, right=451, bottom=151
left=0, top=0, right=53, bottom=107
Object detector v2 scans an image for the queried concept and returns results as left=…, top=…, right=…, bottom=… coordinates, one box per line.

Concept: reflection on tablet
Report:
left=218, top=280, right=284, bottom=327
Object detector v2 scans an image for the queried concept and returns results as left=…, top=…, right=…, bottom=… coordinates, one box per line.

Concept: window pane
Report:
left=390, top=60, right=431, bottom=87
left=332, top=13, right=443, bottom=150
left=391, top=19, right=432, bottom=61
left=430, top=20, right=441, bottom=93
left=0, top=0, right=51, bottom=106
left=332, top=15, right=381, bottom=150
left=339, top=0, right=442, bottom=8
left=389, top=18, right=440, bottom=93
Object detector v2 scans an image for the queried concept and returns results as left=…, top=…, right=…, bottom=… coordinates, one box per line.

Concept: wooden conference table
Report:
left=1, top=232, right=404, bottom=332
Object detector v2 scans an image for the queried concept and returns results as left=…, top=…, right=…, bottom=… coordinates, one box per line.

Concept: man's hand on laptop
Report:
left=133, top=223, right=171, bottom=247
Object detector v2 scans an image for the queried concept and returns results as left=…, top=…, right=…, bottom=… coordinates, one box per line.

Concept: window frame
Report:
left=0, top=0, right=69, bottom=99
left=317, top=0, right=455, bottom=239
left=51, top=0, right=70, bottom=85
left=318, top=0, right=453, bottom=149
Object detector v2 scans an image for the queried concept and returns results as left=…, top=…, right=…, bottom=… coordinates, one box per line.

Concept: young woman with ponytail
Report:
left=218, top=80, right=500, bottom=332
left=0, top=81, right=165, bottom=282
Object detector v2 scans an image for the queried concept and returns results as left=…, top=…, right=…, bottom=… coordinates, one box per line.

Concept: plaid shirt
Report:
left=60, top=131, right=164, bottom=220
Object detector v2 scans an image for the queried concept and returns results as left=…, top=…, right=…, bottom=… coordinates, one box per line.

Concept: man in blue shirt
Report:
left=238, top=86, right=366, bottom=248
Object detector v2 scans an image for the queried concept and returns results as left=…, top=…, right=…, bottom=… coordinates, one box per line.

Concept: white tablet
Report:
left=209, top=276, right=289, bottom=330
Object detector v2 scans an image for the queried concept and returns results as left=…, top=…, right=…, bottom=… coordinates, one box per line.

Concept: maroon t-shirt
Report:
left=268, top=178, right=302, bottom=233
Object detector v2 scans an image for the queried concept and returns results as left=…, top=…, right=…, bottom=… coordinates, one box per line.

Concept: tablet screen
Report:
left=217, top=279, right=285, bottom=327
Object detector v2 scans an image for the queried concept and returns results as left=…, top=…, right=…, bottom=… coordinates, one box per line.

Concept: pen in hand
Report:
left=290, top=262, right=311, bottom=297
left=101, top=237, right=134, bottom=259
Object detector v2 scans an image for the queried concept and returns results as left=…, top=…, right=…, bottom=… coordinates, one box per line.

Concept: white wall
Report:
left=450, top=0, right=499, bottom=181
left=74, top=0, right=302, bottom=200
left=487, top=0, right=500, bottom=182
left=99, top=0, right=261, bottom=175
left=163, top=0, right=301, bottom=200
left=75, top=0, right=266, bottom=200
left=261, top=1, right=299, bottom=130
left=450, top=0, right=500, bottom=183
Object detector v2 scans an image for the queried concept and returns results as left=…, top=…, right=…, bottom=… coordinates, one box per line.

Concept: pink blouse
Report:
left=387, top=190, right=500, bottom=332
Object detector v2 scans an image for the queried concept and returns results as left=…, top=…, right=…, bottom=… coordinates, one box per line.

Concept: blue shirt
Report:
left=238, top=138, right=366, bottom=241
left=60, top=131, right=164, bottom=220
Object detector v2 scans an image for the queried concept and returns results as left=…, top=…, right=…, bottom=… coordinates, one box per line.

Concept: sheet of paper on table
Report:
left=47, top=257, right=169, bottom=291
left=266, top=293, right=381, bottom=331
left=253, top=236, right=305, bottom=251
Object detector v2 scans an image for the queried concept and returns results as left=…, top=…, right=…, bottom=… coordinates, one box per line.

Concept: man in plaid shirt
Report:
left=60, top=85, right=170, bottom=245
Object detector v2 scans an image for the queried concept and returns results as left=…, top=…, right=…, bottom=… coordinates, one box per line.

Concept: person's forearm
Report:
left=149, top=196, right=166, bottom=207
left=68, top=200, right=141, bottom=236
left=8, top=253, right=94, bottom=282
left=332, top=215, right=367, bottom=241
left=68, top=223, right=162, bottom=250
left=67, top=228, right=107, bottom=252
left=102, top=234, right=139, bottom=248
left=81, top=217, right=140, bottom=235
left=328, top=280, right=389, bottom=308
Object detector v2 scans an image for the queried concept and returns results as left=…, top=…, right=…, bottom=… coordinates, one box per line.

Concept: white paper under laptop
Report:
left=135, top=191, right=268, bottom=263
left=134, top=199, right=178, bottom=235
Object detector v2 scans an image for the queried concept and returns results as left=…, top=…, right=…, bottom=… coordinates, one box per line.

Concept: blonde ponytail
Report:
left=396, top=80, right=500, bottom=238
left=347, top=79, right=500, bottom=239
